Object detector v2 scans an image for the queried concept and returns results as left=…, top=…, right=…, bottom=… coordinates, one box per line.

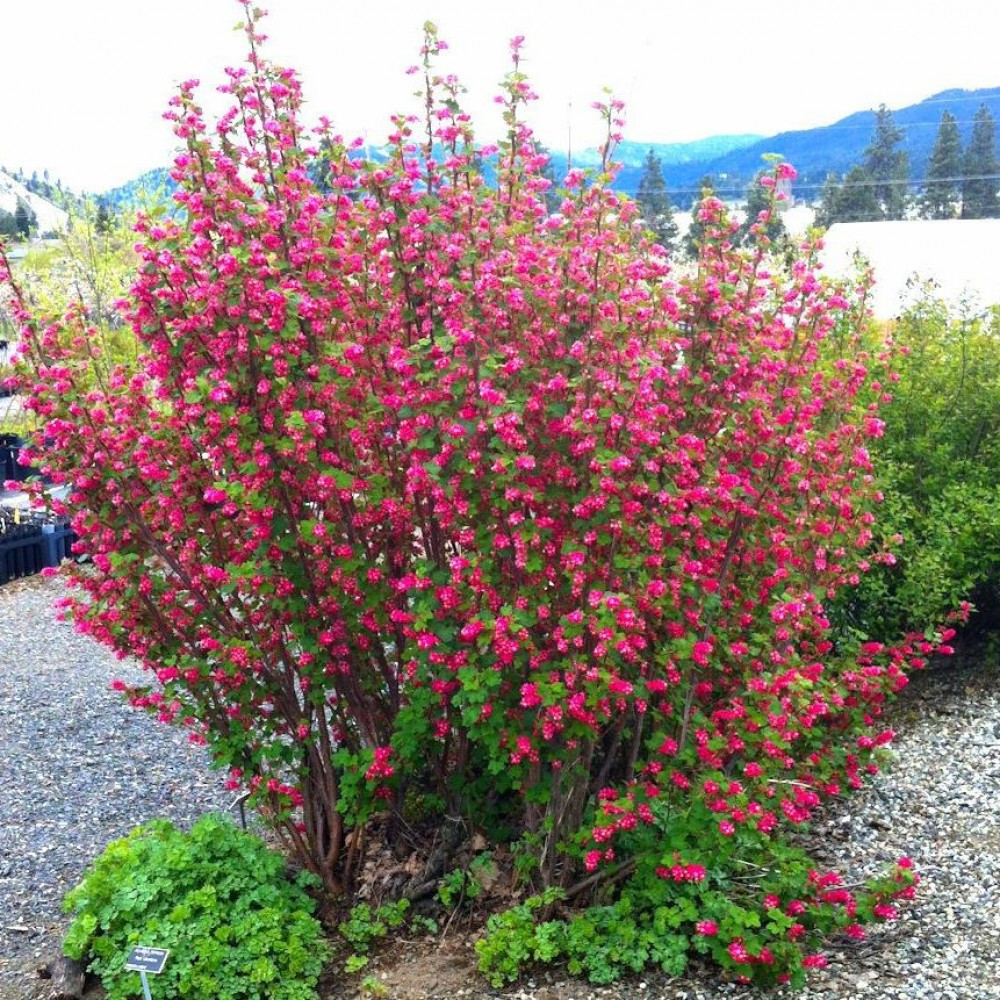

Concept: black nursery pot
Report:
left=0, top=520, right=42, bottom=541
left=0, top=434, right=35, bottom=483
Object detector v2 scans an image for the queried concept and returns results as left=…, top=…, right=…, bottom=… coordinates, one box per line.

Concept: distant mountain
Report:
left=102, top=86, right=1000, bottom=213
left=103, top=167, right=175, bottom=210
left=651, top=86, right=1000, bottom=204
left=571, top=135, right=763, bottom=169
left=0, top=171, right=68, bottom=234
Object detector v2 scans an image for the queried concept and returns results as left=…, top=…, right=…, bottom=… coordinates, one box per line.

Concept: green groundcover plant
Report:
left=62, top=814, right=328, bottom=1000
left=0, top=1, right=962, bottom=989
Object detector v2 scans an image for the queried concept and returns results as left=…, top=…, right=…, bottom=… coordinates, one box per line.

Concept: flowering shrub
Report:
left=0, top=4, right=956, bottom=986
left=477, top=848, right=919, bottom=988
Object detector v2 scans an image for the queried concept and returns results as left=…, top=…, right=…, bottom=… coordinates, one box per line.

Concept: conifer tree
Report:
left=919, top=112, right=962, bottom=219
left=94, top=198, right=114, bottom=235
left=738, top=170, right=786, bottom=247
left=534, top=143, right=562, bottom=215
left=684, top=174, right=715, bottom=258
left=961, top=104, right=1000, bottom=219
left=635, top=148, right=679, bottom=252
left=863, top=104, right=909, bottom=220
left=0, top=209, right=17, bottom=239
left=815, top=172, right=843, bottom=229
left=815, top=166, right=879, bottom=228
left=13, top=200, right=35, bottom=239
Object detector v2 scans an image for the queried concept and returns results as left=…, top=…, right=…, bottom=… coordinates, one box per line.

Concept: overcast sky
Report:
left=4, top=0, right=998, bottom=193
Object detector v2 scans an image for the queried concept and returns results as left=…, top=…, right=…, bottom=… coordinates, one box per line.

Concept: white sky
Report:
left=3, top=0, right=998, bottom=192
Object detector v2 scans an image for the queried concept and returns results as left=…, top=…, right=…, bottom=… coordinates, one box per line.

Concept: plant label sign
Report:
left=125, top=946, right=169, bottom=974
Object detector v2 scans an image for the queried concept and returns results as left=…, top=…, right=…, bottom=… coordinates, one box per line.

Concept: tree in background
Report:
left=634, top=148, right=678, bottom=252
left=13, top=200, right=35, bottom=239
left=919, top=111, right=962, bottom=219
left=93, top=197, right=114, bottom=235
left=11, top=168, right=55, bottom=203
left=863, top=104, right=909, bottom=220
left=737, top=169, right=786, bottom=248
left=533, top=142, right=563, bottom=215
left=683, top=174, right=715, bottom=257
left=0, top=210, right=18, bottom=240
left=961, top=104, right=1000, bottom=219
left=814, top=173, right=842, bottom=228
left=815, top=164, right=879, bottom=228
left=0, top=207, right=139, bottom=432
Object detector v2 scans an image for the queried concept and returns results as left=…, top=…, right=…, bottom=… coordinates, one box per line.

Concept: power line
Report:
left=610, top=173, right=1000, bottom=199
left=754, top=116, right=999, bottom=136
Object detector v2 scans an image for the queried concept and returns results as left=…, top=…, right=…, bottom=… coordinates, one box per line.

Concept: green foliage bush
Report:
left=834, top=289, right=1000, bottom=639
left=0, top=207, right=139, bottom=438
left=63, top=814, right=329, bottom=1000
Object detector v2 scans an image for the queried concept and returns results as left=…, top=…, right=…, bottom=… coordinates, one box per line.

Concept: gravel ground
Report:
left=0, top=576, right=233, bottom=999
left=1, top=575, right=999, bottom=999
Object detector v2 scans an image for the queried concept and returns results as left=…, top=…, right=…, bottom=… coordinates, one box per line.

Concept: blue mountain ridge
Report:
left=103, top=86, right=1000, bottom=211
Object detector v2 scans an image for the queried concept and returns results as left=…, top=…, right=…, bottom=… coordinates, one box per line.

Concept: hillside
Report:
left=571, top=134, right=762, bottom=169
left=103, top=167, right=175, bottom=210
left=104, top=135, right=764, bottom=211
left=0, top=171, right=68, bottom=235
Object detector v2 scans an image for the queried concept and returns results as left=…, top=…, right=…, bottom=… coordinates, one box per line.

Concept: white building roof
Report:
left=820, top=220, right=1000, bottom=318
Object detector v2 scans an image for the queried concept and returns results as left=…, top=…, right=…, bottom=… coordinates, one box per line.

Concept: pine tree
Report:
left=0, top=209, right=17, bottom=239
left=94, top=198, right=114, bottom=235
left=738, top=170, right=786, bottom=247
left=961, top=104, right=1000, bottom=219
left=13, top=199, right=35, bottom=239
left=919, top=112, right=962, bottom=219
left=815, top=172, right=843, bottom=229
left=863, top=104, right=909, bottom=220
left=815, top=166, right=879, bottom=228
left=534, top=143, right=562, bottom=215
left=841, top=164, right=881, bottom=222
left=635, top=149, right=679, bottom=252
left=684, top=175, right=715, bottom=258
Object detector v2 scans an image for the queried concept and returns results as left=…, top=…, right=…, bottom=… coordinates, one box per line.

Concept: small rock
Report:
left=45, top=954, right=86, bottom=999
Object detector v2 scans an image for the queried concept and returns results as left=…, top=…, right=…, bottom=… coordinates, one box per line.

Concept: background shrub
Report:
left=832, top=288, right=1000, bottom=640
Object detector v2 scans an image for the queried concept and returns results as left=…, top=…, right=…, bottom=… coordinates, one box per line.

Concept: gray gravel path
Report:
left=0, top=576, right=232, bottom=998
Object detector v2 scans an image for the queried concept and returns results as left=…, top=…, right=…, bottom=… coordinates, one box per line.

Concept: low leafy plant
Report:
left=477, top=805, right=918, bottom=988
left=409, top=913, right=440, bottom=936
left=338, top=899, right=410, bottom=957
left=63, top=814, right=328, bottom=1000
left=436, top=852, right=497, bottom=908
left=475, top=888, right=566, bottom=988
left=360, top=975, right=391, bottom=998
